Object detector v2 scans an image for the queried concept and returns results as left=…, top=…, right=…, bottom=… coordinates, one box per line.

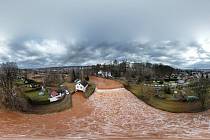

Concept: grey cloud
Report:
left=1, top=0, right=210, bottom=68
left=0, top=37, right=209, bottom=69
left=1, top=0, right=210, bottom=41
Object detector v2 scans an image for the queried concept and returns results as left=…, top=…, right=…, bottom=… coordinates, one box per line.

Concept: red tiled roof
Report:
left=51, top=90, right=59, bottom=97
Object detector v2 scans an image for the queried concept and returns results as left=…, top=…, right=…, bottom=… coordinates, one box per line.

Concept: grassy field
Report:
left=125, top=84, right=205, bottom=113
left=16, top=79, right=25, bottom=86
left=149, top=96, right=202, bottom=112
left=124, top=83, right=152, bottom=101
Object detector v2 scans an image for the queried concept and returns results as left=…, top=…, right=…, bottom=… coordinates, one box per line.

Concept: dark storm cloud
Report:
left=0, top=0, right=210, bottom=68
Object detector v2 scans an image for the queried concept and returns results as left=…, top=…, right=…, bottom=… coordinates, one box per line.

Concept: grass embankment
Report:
left=26, top=94, right=71, bottom=114
left=85, top=83, right=96, bottom=98
left=124, top=83, right=204, bottom=113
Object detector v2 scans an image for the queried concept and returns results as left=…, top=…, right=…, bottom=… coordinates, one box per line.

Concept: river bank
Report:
left=124, top=84, right=205, bottom=113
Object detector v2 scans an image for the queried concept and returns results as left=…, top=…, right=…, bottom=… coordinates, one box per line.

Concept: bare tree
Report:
left=69, top=69, right=76, bottom=82
left=193, top=78, right=209, bottom=110
left=44, top=70, right=64, bottom=87
left=0, top=62, right=18, bottom=109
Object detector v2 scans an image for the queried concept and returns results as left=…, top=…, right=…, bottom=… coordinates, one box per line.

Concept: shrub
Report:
left=85, top=76, right=90, bottom=81
left=164, top=87, right=171, bottom=94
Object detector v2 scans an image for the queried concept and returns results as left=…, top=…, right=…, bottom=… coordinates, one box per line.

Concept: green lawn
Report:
left=23, top=89, right=50, bottom=105
left=149, top=96, right=202, bottom=113
left=124, top=84, right=152, bottom=101
left=15, top=79, right=49, bottom=105
left=125, top=84, right=204, bottom=113
left=16, top=79, right=25, bottom=86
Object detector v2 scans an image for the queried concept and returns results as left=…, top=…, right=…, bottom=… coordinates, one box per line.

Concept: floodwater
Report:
left=0, top=77, right=210, bottom=139
left=89, top=76, right=124, bottom=89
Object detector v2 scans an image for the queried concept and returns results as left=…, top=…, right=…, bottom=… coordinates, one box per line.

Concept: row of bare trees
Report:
left=0, top=62, right=19, bottom=109
left=192, top=78, right=209, bottom=110
left=44, top=70, right=64, bottom=87
left=92, top=60, right=176, bottom=83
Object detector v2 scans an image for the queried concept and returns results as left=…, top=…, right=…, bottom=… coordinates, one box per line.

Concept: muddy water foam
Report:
left=0, top=88, right=209, bottom=139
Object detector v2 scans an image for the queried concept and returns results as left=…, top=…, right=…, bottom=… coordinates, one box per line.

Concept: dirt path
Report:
left=0, top=77, right=210, bottom=139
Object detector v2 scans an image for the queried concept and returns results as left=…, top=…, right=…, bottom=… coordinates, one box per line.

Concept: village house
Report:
left=50, top=90, right=59, bottom=98
left=97, top=70, right=112, bottom=78
left=75, top=80, right=88, bottom=92
left=49, top=90, right=60, bottom=102
left=48, top=85, right=70, bottom=102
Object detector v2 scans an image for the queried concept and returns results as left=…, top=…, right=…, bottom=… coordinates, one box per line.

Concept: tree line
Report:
left=92, top=60, right=176, bottom=83
left=0, top=62, right=19, bottom=109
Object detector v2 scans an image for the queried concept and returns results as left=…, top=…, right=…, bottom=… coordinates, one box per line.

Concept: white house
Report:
left=98, top=70, right=103, bottom=76
left=75, top=81, right=88, bottom=92
left=48, top=86, right=70, bottom=103
left=104, top=71, right=112, bottom=77
left=97, top=70, right=112, bottom=78
left=49, top=90, right=62, bottom=102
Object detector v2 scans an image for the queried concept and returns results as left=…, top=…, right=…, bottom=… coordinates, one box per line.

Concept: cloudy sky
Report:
left=0, top=0, right=210, bottom=68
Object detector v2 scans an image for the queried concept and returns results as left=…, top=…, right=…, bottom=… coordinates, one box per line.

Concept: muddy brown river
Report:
left=0, top=77, right=210, bottom=139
